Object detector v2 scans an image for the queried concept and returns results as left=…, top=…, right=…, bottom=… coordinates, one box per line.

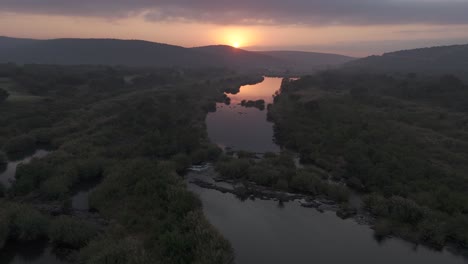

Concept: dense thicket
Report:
left=215, top=152, right=350, bottom=203
left=269, top=71, right=468, bottom=249
left=0, top=63, right=251, bottom=263
left=0, top=88, right=8, bottom=103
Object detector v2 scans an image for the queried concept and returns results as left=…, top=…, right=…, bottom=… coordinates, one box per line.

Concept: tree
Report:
left=0, top=88, right=9, bottom=103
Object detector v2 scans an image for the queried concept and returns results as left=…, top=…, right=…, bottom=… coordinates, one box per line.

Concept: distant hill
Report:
left=0, top=37, right=211, bottom=67
left=345, top=44, right=468, bottom=75
left=191, top=45, right=284, bottom=69
left=0, top=36, right=353, bottom=72
left=259, top=51, right=355, bottom=70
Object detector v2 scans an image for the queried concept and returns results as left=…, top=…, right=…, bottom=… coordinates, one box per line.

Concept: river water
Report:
left=0, top=150, right=49, bottom=187
left=0, top=150, right=71, bottom=264
left=206, top=77, right=281, bottom=153
left=199, top=77, right=467, bottom=264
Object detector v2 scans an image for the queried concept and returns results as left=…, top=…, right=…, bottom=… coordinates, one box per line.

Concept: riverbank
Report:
left=187, top=165, right=372, bottom=224
left=0, top=65, right=249, bottom=263
left=268, top=73, right=468, bottom=252
left=186, top=164, right=468, bottom=264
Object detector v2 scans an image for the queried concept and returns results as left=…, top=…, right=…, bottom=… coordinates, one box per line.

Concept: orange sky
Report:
left=1, top=11, right=468, bottom=56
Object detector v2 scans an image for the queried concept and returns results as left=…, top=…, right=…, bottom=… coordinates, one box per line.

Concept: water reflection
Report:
left=71, top=180, right=99, bottom=211
left=0, top=150, right=49, bottom=187
left=189, top=182, right=467, bottom=264
left=201, top=76, right=467, bottom=263
left=206, top=77, right=282, bottom=153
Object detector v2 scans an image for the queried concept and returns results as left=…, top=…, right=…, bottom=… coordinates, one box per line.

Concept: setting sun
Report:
left=215, top=27, right=257, bottom=49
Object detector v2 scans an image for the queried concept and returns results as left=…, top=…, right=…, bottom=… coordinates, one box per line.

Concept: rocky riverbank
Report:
left=187, top=165, right=375, bottom=226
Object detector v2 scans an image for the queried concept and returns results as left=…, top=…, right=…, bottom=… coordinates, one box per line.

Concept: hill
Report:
left=191, top=45, right=284, bottom=69
left=259, top=50, right=355, bottom=70
left=0, top=37, right=211, bottom=67
left=345, top=44, right=468, bottom=76
left=0, top=36, right=353, bottom=72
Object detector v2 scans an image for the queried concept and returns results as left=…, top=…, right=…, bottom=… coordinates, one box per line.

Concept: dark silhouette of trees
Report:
left=0, top=88, right=9, bottom=103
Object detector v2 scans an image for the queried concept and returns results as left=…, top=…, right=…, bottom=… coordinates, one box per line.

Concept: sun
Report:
left=233, top=42, right=240, bottom=48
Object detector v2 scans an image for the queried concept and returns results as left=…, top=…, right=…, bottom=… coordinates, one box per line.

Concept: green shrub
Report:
left=49, top=216, right=98, bottom=248
left=216, top=158, right=251, bottom=179
left=248, top=165, right=280, bottom=186
left=75, top=158, right=105, bottom=181
left=13, top=160, right=53, bottom=195
left=0, top=88, right=9, bottom=103
left=4, top=135, right=36, bottom=157
left=0, top=212, right=10, bottom=248
left=40, top=174, right=72, bottom=200
left=11, top=206, right=49, bottom=241
left=171, top=153, right=192, bottom=174
left=79, top=234, right=150, bottom=264
left=0, top=202, right=49, bottom=248
left=0, top=151, right=7, bottom=165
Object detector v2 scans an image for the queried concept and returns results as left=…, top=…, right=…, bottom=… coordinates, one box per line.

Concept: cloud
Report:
left=1, top=0, right=468, bottom=26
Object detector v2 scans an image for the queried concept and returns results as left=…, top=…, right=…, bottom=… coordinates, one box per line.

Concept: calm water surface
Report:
left=199, top=77, right=467, bottom=264
left=71, top=180, right=98, bottom=211
left=206, top=77, right=281, bottom=153
left=189, top=182, right=467, bottom=264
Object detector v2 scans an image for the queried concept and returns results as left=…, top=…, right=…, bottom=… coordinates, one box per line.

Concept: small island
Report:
left=240, top=99, right=266, bottom=111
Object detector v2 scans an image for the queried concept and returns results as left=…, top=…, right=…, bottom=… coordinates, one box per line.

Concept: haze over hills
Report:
left=345, top=43, right=468, bottom=75
left=191, top=45, right=285, bottom=69
left=259, top=51, right=355, bottom=70
left=0, top=36, right=353, bottom=72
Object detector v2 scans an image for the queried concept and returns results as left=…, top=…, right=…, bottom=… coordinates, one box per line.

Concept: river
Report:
left=198, top=77, right=467, bottom=264
left=206, top=77, right=281, bottom=153
left=0, top=150, right=92, bottom=264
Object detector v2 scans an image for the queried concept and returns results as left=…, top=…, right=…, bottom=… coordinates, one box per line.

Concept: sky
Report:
left=1, top=0, right=468, bottom=56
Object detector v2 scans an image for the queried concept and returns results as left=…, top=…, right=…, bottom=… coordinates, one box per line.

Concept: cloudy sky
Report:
left=1, top=0, right=468, bottom=56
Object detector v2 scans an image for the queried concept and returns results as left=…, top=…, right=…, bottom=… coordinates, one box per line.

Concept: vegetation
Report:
left=0, top=201, right=49, bottom=248
left=0, top=88, right=8, bottom=103
left=0, top=63, right=255, bottom=263
left=4, top=134, right=36, bottom=158
left=345, top=44, right=468, bottom=79
left=240, top=99, right=266, bottom=110
left=0, top=151, right=6, bottom=167
left=49, top=216, right=98, bottom=248
left=215, top=152, right=350, bottom=203
left=269, top=71, right=468, bottom=249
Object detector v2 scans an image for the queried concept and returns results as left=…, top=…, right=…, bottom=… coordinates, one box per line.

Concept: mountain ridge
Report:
left=345, top=43, right=468, bottom=75
left=0, top=36, right=354, bottom=71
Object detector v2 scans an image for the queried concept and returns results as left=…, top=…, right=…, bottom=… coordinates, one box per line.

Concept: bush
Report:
left=191, top=145, right=222, bottom=164
left=0, top=88, right=9, bottom=103
left=0, top=151, right=7, bottom=165
left=49, top=216, right=98, bottom=248
left=0, top=151, right=6, bottom=173
left=40, top=174, right=72, bottom=200
left=171, top=153, right=192, bottom=174
left=374, top=219, right=392, bottom=238
left=13, top=160, right=53, bottom=195
left=4, top=135, right=36, bottom=157
left=75, top=158, right=105, bottom=181
left=248, top=165, right=281, bottom=186
left=0, top=202, right=49, bottom=248
left=216, top=158, right=251, bottom=179
left=80, top=235, right=150, bottom=264
left=11, top=206, right=49, bottom=241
